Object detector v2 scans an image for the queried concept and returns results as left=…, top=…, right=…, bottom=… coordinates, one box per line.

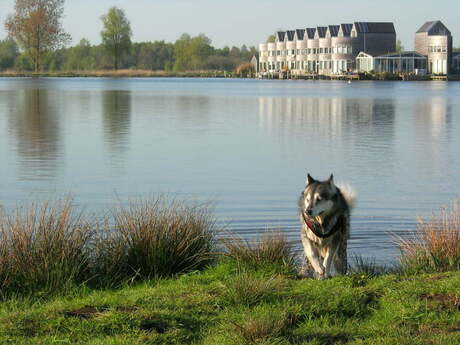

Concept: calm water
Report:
left=1, top=78, right=459, bottom=263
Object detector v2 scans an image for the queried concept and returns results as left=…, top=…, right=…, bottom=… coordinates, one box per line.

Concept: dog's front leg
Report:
left=301, top=234, right=324, bottom=278
left=323, top=245, right=340, bottom=278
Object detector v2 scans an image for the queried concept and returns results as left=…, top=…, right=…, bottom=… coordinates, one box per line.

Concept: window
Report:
left=291, top=50, right=295, bottom=55
left=277, top=50, right=281, bottom=56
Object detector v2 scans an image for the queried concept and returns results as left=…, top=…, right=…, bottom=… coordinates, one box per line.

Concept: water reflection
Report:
left=102, top=90, right=132, bottom=166
left=258, top=97, right=395, bottom=143
left=414, top=97, right=451, bottom=175
left=8, top=88, right=62, bottom=180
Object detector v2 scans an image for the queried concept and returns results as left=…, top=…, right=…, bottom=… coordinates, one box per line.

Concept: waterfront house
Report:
left=415, top=21, right=452, bottom=74
left=258, top=22, right=396, bottom=77
left=259, top=20, right=456, bottom=77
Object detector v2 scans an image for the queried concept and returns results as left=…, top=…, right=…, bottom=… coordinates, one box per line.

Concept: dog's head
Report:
left=301, top=174, right=338, bottom=218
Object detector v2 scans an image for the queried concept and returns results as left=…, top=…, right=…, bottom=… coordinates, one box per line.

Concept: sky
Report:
left=0, top=0, right=459, bottom=49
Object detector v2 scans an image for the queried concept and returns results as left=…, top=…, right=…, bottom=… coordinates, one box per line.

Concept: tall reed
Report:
left=0, top=198, right=93, bottom=296
left=399, top=200, right=460, bottom=273
left=93, top=197, right=217, bottom=286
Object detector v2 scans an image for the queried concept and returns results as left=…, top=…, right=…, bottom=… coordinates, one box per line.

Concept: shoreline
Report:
left=1, top=70, right=460, bottom=81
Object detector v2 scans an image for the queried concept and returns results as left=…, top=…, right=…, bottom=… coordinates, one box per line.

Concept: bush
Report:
left=222, top=232, right=297, bottom=273
left=0, top=198, right=93, bottom=297
left=399, top=200, right=460, bottom=273
left=93, top=197, right=217, bottom=286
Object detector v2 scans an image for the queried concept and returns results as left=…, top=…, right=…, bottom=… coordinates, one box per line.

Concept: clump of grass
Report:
left=348, top=254, right=395, bottom=277
left=0, top=198, right=93, bottom=297
left=230, top=312, right=289, bottom=345
left=222, top=232, right=297, bottom=273
left=221, top=273, right=285, bottom=307
left=93, top=197, right=217, bottom=286
left=399, top=200, right=460, bottom=273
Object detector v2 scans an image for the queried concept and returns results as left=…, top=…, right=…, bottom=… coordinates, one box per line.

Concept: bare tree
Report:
left=5, top=0, right=71, bottom=72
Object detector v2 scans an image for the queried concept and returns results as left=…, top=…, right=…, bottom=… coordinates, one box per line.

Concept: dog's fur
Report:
left=299, top=174, right=355, bottom=279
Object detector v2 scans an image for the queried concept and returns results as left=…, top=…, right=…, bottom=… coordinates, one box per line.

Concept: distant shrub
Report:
left=399, top=200, right=460, bottom=273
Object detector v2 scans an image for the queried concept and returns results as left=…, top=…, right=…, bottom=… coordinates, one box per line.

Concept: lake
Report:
left=0, top=77, right=459, bottom=263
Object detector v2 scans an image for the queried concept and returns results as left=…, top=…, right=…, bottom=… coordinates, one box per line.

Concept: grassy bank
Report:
left=0, top=197, right=459, bottom=344
left=0, top=261, right=459, bottom=345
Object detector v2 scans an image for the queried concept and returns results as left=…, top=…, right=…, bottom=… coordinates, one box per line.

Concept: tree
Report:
left=266, top=35, right=276, bottom=43
left=64, top=38, right=94, bottom=70
left=396, top=39, right=404, bottom=53
left=100, top=7, right=132, bottom=70
left=0, top=39, right=19, bottom=70
left=5, top=0, right=71, bottom=72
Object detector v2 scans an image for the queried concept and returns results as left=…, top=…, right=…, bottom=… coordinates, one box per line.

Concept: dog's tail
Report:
left=337, top=183, right=357, bottom=210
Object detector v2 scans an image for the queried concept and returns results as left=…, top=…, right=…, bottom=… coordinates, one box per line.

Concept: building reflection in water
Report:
left=8, top=88, right=62, bottom=181
left=102, top=90, right=132, bottom=167
left=258, top=96, right=395, bottom=169
left=413, top=97, right=451, bottom=175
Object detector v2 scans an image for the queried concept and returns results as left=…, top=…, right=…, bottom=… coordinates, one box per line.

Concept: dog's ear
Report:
left=307, top=174, right=315, bottom=185
left=328, top=174, right=334, bottom=185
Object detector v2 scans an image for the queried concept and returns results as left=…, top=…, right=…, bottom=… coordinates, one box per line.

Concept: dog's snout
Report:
left=306, top=209, right=313, bottom=216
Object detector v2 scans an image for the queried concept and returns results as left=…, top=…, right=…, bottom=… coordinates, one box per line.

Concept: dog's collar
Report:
left=302, top=211, right=343, bottom=239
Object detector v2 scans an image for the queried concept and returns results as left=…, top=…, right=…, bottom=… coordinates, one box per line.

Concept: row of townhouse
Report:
left=258, top=20, right=458, bottom=76
left=258, top=22, right=396, bottom=75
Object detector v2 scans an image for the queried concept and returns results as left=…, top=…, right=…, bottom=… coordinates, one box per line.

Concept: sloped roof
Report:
left=374, top=51, right=427, bottom=58
left=354, top=22, right=395, bottom=34
left=286, top=30, right=296, bottom=41
left=359, top=51, right=427, bottom=58
left=328, top=25, right=340, bottom=37
left=416, top=21, right=451, bottom=36
left=296, top=29, right=305, bottom=40
left=276, top=31, right=286, bottom=42
left=340, top=24, right=353, bottom=36
left=316, top=26, right=328, bottom=38
left=306, top=28, right=316, bottom=39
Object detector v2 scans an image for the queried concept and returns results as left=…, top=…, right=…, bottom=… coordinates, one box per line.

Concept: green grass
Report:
left=1, top=261, right=459, bottom=345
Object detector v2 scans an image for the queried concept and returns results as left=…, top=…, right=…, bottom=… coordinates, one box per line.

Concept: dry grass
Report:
left=0, top=69, right=231, bottom=78
left=0, top=198, right=94, bottom=296
left=222, top=232, right=297, bottom=273
left=399, top=200, right=460, bottom=273
left=93, top=197, right=217, bottom=286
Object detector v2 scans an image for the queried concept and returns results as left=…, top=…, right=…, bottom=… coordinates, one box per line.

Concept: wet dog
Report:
left=299, top=174, right=355, bottom=279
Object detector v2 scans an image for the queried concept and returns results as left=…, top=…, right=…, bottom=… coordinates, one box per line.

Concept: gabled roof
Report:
left=353, top=22, right=395, bottom=34
left=316, top=26, right=327, bottom=38
left=328, top=25, right=340, bottom=37
left=340, top=24, right=353, bottom=37
left=296, top=29, right=305, bottom=40
left=286, top=30, right=296, bottom=41
left=416, top=21, right=451, bottom=36
left=276, top=31, right=286, bottom=42
left=306, top=28, right=316, bottom=39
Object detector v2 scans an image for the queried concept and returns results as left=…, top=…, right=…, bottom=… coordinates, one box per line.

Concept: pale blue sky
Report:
left=0, top=0, right=459, bottom=49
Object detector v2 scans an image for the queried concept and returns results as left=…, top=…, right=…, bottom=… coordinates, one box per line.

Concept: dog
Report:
left=299, top=174, right=355, bottom=279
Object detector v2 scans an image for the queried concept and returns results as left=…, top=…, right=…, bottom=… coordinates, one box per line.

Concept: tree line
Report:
left=1, top=1, right=256, bottom=72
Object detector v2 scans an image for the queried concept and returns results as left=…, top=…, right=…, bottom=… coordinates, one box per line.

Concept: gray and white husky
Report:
left=299, top=174, right=355, bottom=279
